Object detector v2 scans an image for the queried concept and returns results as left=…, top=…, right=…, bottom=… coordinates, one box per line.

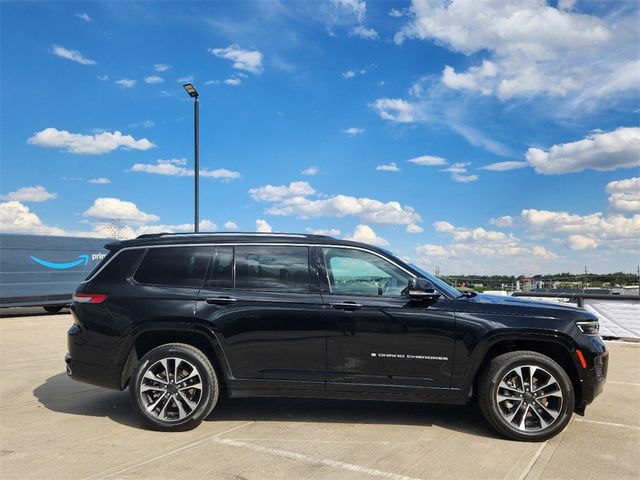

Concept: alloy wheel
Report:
left=139, top=357, right=203, bottom=422
left=495, top=365, right=564, bottom=432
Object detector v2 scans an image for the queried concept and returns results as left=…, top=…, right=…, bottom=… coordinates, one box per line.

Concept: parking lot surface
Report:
left=1, top=309, right=639, bottom=480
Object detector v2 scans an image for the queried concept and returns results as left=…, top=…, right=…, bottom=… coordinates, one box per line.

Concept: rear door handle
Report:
left=331, top=302, right=363, bottom=311
left=206, top=296, right=238, bottom=305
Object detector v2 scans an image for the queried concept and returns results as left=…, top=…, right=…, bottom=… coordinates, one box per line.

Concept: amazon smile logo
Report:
left=30, top=254, right=90, bottom=270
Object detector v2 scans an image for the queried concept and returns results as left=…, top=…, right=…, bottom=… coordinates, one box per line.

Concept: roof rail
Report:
left=134, top=231, right=336, bottom=240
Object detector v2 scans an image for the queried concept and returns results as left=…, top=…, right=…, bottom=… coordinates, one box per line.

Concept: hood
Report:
left=461, top=293, right=596, bottom=320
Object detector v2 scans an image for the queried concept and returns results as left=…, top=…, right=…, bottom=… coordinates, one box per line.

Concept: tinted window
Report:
left=134, top=246, right=211, bottom=287
left=91, top=249, right=145, bottom=288
left=207, top=246, right=234, bottom=289
left=235, top=246, right=309, bottom=292
left=322, top=248, right=410, bottom=296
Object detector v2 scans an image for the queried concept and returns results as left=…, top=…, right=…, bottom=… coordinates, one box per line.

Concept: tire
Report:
left=130, top=343, right=219, bottom=431
left=44, top=306, right=63, bottom=314
left=478, top=351, right=574, bottom=441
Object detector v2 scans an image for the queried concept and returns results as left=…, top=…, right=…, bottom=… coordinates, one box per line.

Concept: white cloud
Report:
left=177, top=76, right=194, bottom=83
left=144, top=75, right=164, bottom=84
left=395, top=0, right=638, bottom=107
left=302, top=166, right=319, bottom=176
left=83, top=197, right=159, bottom=223
left=224, top=78, right=242, bottom=86
left=342, top=70, right=356, bottom=78
left=27, top=128, right=155, bottom=155
left=224, top=221, right=238, bottom=229
left=249, top=181, right=316, bottom=202
left=331, top=0, right=366, bottom=23
left=154, top=64, right=171, bottom=72
left=440, top=162, right=478, bottom=183
left=51, top=45, right=96, bottom=65
left=129, top=120, right=154, bottom=128
left=568, top=234, right=598, bottom=250
left=406, top=223, right=423, bottom=233
left=1, top=186, right=57, bottom=203
left=607, top=177, right=640, bottom=212
left=351, top=26, right=378, bottom=39
left=431, top=220, right=559, bottom=260
left=489, top=215, right=514, bottom=228
left=526, top=127, right=640, bottom=175
left=88, top=177, right=111, bottom=184
left=0, top=201, right=66, bottom=235
left=116, top=79, right=136, bottom=88
left=376, top=162, right=400, bottom=172
left=251, top=182, right=422, bottom=226
left=209, top=45, right=264, bottom=74
left=416, top=243, right=451, bottom=258
left=306, top=228, right=341, bottom=236
left=442, top=60, right=497, bottom=95
left=370, top=98, right=421, bottom=123
left=343, top=127, right=364, bottom=136
left=481, top=161, right=529, bottom=171
left=255, top=219, right=272, bottom=232
left=97, top=74, right=108, bottom=81
left=389, top=8, right=405, bottom=18
left=520, top=208, right=640, bottom=242
left=205, top=80, right=220, bottom=85
left=345, top=224, right=389, bottom=246
left=75, top=13, right=91, bottom=22
left=407, top=155, right=447, bottom=166
left=129, top=159, right=240, bottom=180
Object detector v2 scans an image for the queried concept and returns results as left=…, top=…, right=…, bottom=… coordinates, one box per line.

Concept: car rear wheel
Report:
left=130, top=343, right=219, bottom=431
left=478, top=351, right=574, bottom=441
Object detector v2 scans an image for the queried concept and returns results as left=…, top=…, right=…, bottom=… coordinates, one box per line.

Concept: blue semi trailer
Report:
left=0, top=233, right=110, bottom=312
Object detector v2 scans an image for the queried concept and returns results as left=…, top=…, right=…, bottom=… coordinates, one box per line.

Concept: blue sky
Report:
left=1, top=0, right=639, bottom=275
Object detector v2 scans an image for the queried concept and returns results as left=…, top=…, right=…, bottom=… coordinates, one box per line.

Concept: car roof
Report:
left=106, top=232, right=378, bottom=251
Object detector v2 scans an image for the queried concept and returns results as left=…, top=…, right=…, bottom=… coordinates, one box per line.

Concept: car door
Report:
left=318, top=246, right=456, bottom=394
left=194, top=244, right=326, bottom=391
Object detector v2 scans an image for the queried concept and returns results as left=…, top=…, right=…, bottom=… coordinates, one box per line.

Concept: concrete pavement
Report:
left=1, top=309, right=638, bottom=479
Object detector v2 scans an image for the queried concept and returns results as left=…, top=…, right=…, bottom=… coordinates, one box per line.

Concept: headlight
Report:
left=577, top=320, right=599, bottom=335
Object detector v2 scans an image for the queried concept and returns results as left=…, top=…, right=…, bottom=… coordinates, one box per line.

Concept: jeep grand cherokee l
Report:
left=66, top=232, right=607, bottom=441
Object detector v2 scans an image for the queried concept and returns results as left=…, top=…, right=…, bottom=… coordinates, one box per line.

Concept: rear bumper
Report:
left=66, top=320, right=124, bottom=390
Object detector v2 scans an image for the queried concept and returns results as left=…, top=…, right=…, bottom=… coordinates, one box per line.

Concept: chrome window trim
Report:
left=81, top=242, right=453, bottom=299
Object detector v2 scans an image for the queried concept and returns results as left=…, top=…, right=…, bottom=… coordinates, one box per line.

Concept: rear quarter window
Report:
left=134, top=246, right=211, bottom=288
left=89, top=249, right=145, bottom=288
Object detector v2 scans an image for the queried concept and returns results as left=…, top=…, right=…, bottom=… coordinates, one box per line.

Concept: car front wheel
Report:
left=478, top=351, right=574, bottom=441
left=130, top=343, right=219, bottom=431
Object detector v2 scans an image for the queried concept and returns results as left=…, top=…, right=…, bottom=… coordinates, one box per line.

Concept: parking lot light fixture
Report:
left=183, top=83, right=200, bottom=232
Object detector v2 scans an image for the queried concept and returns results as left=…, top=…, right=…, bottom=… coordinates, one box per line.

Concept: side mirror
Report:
left=406, top=278, right=441, bottom=301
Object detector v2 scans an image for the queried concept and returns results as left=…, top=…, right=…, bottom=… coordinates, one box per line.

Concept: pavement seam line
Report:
left=517, top=441, right=548, bottom=480
left=211, top=437, right=423, bottom=480
left=86, top=421, right=256, bottom=480
left=574, top=418, right=640, bottom=429
left=606, top=381, right=640, bottom=386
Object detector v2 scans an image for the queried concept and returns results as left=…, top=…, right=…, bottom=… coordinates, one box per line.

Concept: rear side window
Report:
left=235, top=246, right=309, bottom=292
left=134, top=246, right=211, bottom=287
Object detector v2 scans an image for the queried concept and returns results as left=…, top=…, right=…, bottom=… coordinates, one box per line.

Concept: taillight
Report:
left=72, top=293, right=108, bottom=304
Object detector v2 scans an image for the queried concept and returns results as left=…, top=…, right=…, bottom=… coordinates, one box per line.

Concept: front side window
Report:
left=235, top=246, right=309, bottom=292
left=134, top=246, right=211, bottom=287
left=322, top=247, right=410, bottom=296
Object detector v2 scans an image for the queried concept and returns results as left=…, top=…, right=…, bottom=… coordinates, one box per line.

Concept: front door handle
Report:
left=206, top=296, right=238, bottom=305
left=331, top=301, right=363, bottom=311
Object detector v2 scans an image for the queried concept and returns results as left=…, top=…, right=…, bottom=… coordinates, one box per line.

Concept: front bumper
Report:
left=575, top=338, right=608, bottom=411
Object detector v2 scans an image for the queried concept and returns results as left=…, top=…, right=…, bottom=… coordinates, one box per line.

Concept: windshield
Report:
left=377, top=248, right=461, bottom=298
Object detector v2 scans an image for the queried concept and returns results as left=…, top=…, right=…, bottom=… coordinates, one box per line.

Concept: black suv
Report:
left=66, top=233, right=607, bottom=441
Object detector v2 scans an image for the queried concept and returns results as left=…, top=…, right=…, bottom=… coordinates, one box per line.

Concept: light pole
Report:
left=183, top=83, right=200, bottom=232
